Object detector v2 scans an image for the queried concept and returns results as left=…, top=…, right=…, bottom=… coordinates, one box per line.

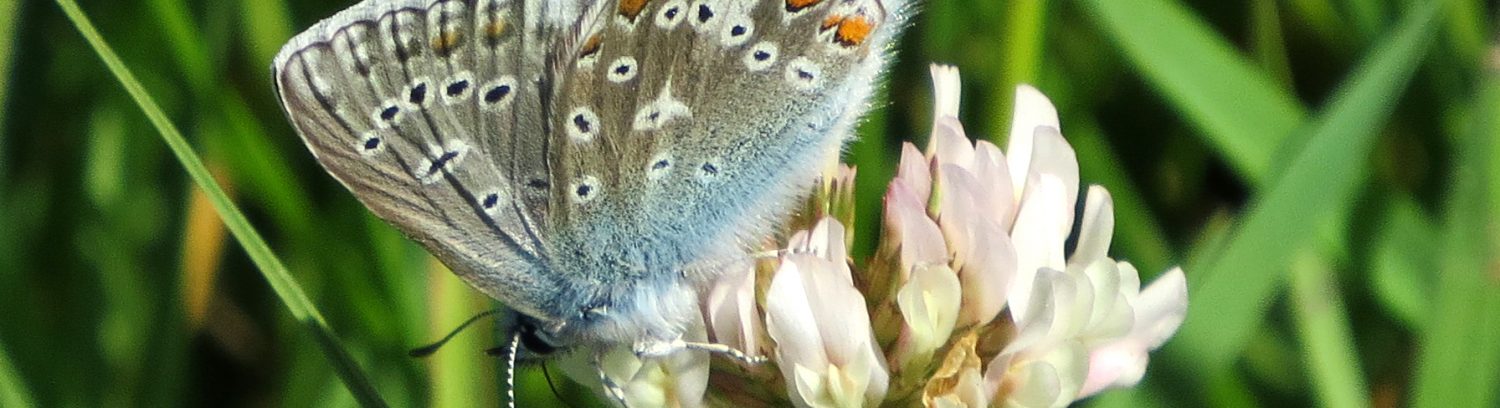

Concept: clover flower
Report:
left=567, top=65, right=1187, bottom=408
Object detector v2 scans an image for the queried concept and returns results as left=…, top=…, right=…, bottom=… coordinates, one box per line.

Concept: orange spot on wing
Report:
left=786, top=0, right=824, bottom=12
left=619, top=0, right=651, bottom=21
left=819, top=14, right=877, bottom=48
left=821, top=15, right=842, bottom=30
left=432, top=31, right=464, bottom=55
left=579, top=33, right=603, bottom=59
left=484, top=19, right=508, bottom=40
left=834, top=15, right=875, bottom=47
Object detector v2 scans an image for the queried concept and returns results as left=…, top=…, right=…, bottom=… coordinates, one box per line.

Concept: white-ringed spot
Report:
left=569, top=175, right=602, bottom=204
left=743, top=41, right=779, bottom=71
left=568, top=106, right=601, bottom=143
left=655, top=0, right=688, bottom=29
left=785, top=57, right=822, bottom=90
left=647, top=152, right=674, bottom=181
left=606, top=56, right=639, bottom=83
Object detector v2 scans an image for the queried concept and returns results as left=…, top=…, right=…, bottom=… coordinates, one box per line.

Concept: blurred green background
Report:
left=2, top=0, right=1498, bottom=406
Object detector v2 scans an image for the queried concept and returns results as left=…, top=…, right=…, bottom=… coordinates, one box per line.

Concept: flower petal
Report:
left=956, top=221, right=1015, bottom=327
left=896, top=143, right=933, bottom=205
left=1133, top=267, right=1189, bottom=349
left=973, top=141, right=1017, bottom=230
left=1068, top=186, right=1114, bottom=271
left=1005, top=85, right=1060, bottom=199
left=705, top=264, right=761, bottom=358
left=931, top=117, right=975, bottom=169
left=894, top=264, right=963, bottom=366
left=1025, top=126, right=1080, bottom=231
left=1007, top=175, right=1071, bottom=325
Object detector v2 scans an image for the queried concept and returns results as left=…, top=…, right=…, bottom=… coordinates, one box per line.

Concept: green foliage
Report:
left=3, top=0, right=1497, bottom=406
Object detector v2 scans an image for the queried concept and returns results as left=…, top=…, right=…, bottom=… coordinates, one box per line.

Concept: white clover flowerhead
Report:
left=583, top=63, right=1188, bottom=408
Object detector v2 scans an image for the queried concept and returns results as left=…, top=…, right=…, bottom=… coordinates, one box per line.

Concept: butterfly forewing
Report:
left=272, top=0, right=583, bottom=318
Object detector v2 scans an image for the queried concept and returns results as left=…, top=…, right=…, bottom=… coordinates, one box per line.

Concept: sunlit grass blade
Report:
left=0, top=339, right=34, bottom=408
left=1370, top=198, right=1439, bottom=329
left=53, top=1, right=389, bottom=406
left=1411, top=55, right=1500, bottom=408
left=1083, top=0, right=1306, bottom=184
left=1172, top=0, right=1447, bottom=371
left=1290, top=254, right=1368, bottom=408
left=0, top=0, right=20, bottom=185
left=985, top=0, right=1046, bottom=143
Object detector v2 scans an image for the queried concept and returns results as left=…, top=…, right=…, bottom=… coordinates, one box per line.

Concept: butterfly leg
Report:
left=594, top=351, right=631, bottom=407
left=634, top=338, right=768, bottom=365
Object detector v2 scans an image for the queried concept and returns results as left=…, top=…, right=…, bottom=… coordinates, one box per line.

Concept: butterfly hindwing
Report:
left=541, top=0, right=901, bottom=281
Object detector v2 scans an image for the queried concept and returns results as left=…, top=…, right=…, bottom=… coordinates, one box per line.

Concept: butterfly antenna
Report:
left=504, top=331, right=521, bottom=408
left=409, top=308, right=506, bottom=357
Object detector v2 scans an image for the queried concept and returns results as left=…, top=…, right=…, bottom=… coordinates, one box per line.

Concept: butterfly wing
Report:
left=540, top=0, right=904, bottom=281
left=271, top=0, right=587, bottom=319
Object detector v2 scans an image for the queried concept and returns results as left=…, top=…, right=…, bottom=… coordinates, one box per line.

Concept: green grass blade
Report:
left=53, top=2, right=389, bottom=406
left=1172, top=0, right=1447, bottom=371
left=0, top=338, right=34, bottom=408
left=1083, top=0, right=1307, bottom=184
left=0, top=0, right=20, bottom=187
left=1411, top=55, right=1500, bottom=408
left=985, top=0, right=1048, bottom=144
left=1289, top=253, right=1369, bottom=408
left=1370, top=198, right=1440, bottom=329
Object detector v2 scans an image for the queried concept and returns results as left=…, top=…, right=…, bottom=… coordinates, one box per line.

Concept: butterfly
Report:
left=271, top=0, right=905, bottom=401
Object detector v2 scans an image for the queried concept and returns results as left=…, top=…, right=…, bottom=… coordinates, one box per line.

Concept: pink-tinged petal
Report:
left=1025, top=126, right=1080, bottom=231
left=1006, top=85, right=1060, bottom=198
left=973, top=141, right=1017, bottom=230
left=956, top=221, right=1015, bottom=327
left=897, top=143, right=933, bottom=204
left=931, top=117, right=975, bottom=169
left=1068, top=186, right=1115, bottom=271
left=704, top=265, right=761, bottom=358
left=936, top=164, right=986, bottom=267
left=766, top=260, right=830, bottom=376
left=1133, top=267, right=1188, bottom=349
left=893, top=264, right=963, bottom=366
left=1075, top=267, right=1186, bottom=398
left=768, top=219, right=890, bottom=407
left=1077, top=342, right=1149, bottom=398
left=885, top=181, right=948, bottom=281
left=1006, top=176, right=1071, bottom=325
